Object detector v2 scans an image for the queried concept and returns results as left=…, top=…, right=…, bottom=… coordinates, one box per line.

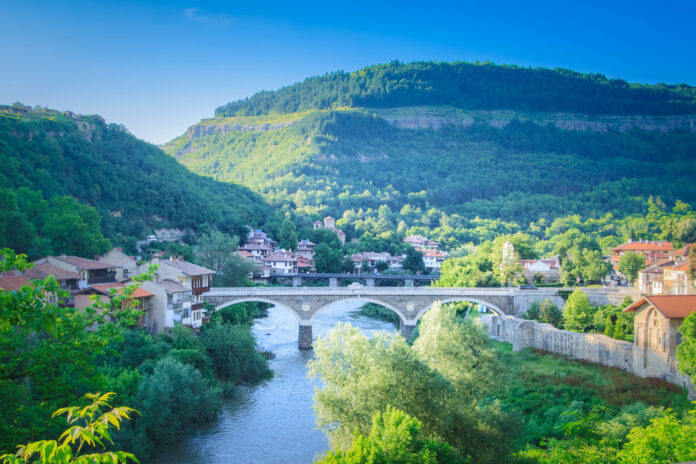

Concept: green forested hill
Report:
left=0, top=106, right=277, bottom=258
left=164, top=62, right=696, bottom=251
left=216, top=61, right=696, bottom=117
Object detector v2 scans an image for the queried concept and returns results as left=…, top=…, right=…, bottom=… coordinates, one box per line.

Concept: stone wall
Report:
left=480, top=314, right=695, bottom=397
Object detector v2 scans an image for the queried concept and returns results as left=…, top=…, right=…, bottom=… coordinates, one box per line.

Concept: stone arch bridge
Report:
left=203, top=287, right=593, bottom=349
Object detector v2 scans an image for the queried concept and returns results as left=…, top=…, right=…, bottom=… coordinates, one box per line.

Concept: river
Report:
left=152, top=300, right=396, bottom=464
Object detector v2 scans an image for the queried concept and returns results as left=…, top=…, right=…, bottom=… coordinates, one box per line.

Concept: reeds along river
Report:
left=152, top=300, right=396, bottom=464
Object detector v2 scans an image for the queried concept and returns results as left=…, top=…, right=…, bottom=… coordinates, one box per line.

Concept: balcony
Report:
left=87, top=272, right=116, bottom=285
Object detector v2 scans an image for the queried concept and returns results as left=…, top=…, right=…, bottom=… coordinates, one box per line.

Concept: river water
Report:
left=152, top=300, right=396, bottom=464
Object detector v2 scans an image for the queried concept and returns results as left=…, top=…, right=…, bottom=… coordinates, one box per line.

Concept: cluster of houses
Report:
left=0, top=249, right=215, bottom=336
left=500, top=241, right=561, bottom=284
left=614, top=241, right=696, bottom=295
left=236, top=223, right=447, bottom=277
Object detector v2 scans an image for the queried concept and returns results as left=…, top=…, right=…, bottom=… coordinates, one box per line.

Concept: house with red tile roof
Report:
left=611, top=240, right=674, bottom=271
left=74, top=283, right=155, bottom=328
left=624, top=295, right=696, bottom=386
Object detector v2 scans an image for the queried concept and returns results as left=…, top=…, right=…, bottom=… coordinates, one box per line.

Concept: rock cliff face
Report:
left=180, top=108, right=696, bottom=147
left=186, top=120, right=295, bottom=140
left=383, top=110, right=696, bottom=133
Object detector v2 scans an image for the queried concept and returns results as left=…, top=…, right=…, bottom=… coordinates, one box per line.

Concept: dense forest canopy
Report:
left=216, top=61, right=696, bottom=117
left=0, top=107, right=278, bottom=257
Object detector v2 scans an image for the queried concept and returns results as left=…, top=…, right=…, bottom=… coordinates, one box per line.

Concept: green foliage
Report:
left=200, top=324, right=272, bottom=384
left=402, top=246, right=425, bottom=274
left=127, top=357, right=220, bottom=456
left=618, top=251, right=646, bottom=283
left=316, top=407, right=464, bottom=464
left=562, top=289, right=594, bottom=332
left=215, top=61, right=696, bottom=117
left=314, top=242, right=344, bottom=273
left=360, top=303, right=400, bottom=325
left=616, top=409, right=696, bottom=464
left=308, top=303, right=514, bottom=463
left=0, top=250, right=144, bottom=453
left=278, top=218, right=299, bottom=251
left=0, top=392, right=139, bottom=464
left=0, top=109, right=276, bottom=257
left=194, top=231, right=255, bottom=286
left=677, top=312, right=696, bottom=384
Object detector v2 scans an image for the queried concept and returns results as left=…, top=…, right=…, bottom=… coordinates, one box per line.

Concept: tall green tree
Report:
left=403, top=246, right=425, bottom=274
left=618, top=251, right=645, bottom=283
left=278, top=218, right=299, bottom=251
left=562, top=289, right=594, bottom=332
left=314, top=243, right=343, bottom=273
left=195, top=231, right=255, bottom=286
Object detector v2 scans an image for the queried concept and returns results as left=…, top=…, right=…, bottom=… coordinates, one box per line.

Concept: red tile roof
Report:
left=0, top=275, right=30, bottom=291
left=89, top=283, right=154, bottom=298
left=624, top=295, right=696, bottom=319
left=612, top=241, right=674, bottom=252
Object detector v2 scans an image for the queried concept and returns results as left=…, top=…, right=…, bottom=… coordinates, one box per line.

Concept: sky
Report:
left=2, top=0, right=695, bottom=144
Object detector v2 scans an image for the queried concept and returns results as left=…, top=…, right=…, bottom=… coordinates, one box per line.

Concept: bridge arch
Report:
left=310, top=297, right=405, bottom=324
left=214, top=297, right=302, bottom=323
left=413, top=297, right=505, bottom=322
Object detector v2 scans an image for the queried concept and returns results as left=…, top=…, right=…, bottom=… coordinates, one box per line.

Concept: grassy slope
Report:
left=494, top=340, right=689, bottom=451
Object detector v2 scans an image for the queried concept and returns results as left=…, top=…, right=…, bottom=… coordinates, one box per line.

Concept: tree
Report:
left=375, top=260, right=389, bottom=273
left=0, top=249, right=146, bottom=451
left=403, top=246, right=425, bottom=274
left=539, top=298, right=563, bottom=327
left=316, top=407, right=463, bottom=464
left=195, top=231, right=255, bottom=286
left=618, top=251, right=645, bottom=283
left=0, top=392, right=138, bottom=464
left=314, top=243, right=343, bottom=273
left=308, top=304, right=514, bottom=463
left=562, top=289, right=594, bottom=332
left=616, top=409, right=696, bottom=464
left=677, top=312, right=696, bottom=384
left=278, top=219, right=299, bottom=251
left=200, top=324, right=272, bottom=384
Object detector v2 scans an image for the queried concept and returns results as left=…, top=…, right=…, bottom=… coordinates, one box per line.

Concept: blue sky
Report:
left=2, top=0, right=695, bottom=144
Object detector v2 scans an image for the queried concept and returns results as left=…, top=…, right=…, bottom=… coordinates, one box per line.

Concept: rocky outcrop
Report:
left=186, top=120, right=296, bottom=141
left=382, top=109, right=696, bottom=133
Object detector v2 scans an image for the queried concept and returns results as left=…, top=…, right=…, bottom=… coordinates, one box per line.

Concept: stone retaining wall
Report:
left=480, top=314, right=695, bottom=397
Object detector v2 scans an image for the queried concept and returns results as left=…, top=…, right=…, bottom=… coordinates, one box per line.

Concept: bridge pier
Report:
left=292, top=276, right=302, bottom=287
left=405, top=279, right=414, bottom=287
left=329, top=277, right=339, bottom=287
left=400, top=321, right=417, bottom=339
left=366, top=278, right=375, bottom=287
left=298, top=324, right=313, bottom=350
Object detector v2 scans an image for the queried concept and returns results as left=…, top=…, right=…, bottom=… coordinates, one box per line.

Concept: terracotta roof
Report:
left=613, top=241, right=674, bottom=252
left=24, top=263, right=82, bottom=281
left=238, top=250, right=254, bottom=258
left=78, top=283, right=154, bottom=298
left=298, top=239, right=317, bottom=246
left=624, top=295, right=696, bottom=319
left=673, top=262, right=691, bottom=272
left=670, top=244, right=695, bottom=258
left=163, top=259, right=215, bottom=276
left=53, top=255, right=120, bottom=271
left=0, top=275, right=30, bottom=291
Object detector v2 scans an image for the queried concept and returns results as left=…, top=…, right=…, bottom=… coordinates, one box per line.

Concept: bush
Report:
left=201, top=324, right=272, bottom=384
left=125, top=357, right=221, bottom=458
